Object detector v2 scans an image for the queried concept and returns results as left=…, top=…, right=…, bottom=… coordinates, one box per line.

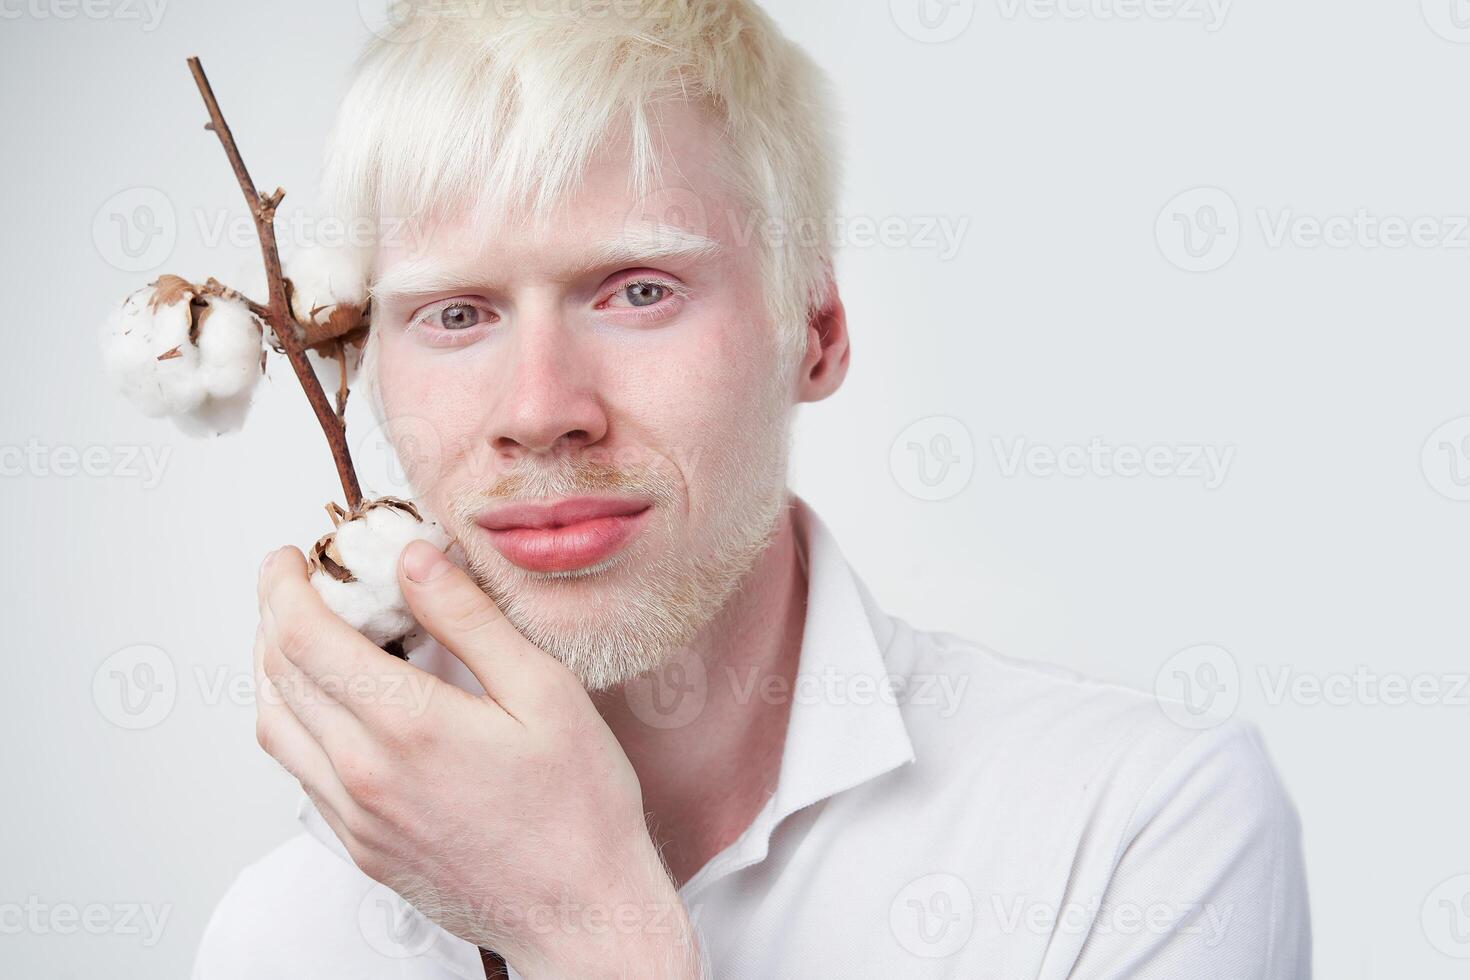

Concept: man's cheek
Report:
left=379, top=388, right=491, bottom=498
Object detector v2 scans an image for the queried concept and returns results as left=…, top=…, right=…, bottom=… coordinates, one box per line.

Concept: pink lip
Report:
left=475, top=497, right=652, bottom=573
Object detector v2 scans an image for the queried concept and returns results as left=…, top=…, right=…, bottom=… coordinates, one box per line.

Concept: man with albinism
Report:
left=195, top=1, right=1311, bottom=977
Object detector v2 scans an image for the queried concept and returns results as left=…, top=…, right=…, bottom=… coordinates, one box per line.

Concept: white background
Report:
left=3, top=0, right=1468, bottom=976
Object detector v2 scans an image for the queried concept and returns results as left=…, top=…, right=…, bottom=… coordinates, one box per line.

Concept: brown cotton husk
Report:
left=308, top=534, right=356, bottom=584
left=147, top=274, right=195, bottom=312
left=145, top=274, right=217, bottom=346
left=306, top=496, right=425, bottom=585
left=284, top=276, right=371, bottom=350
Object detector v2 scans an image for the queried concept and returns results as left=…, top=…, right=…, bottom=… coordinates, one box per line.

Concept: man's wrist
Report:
left=516, top=885, right=702, bottom=980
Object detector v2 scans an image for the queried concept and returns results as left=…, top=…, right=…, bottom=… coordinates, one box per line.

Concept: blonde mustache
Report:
left=447, top=456, right=681, bottom=527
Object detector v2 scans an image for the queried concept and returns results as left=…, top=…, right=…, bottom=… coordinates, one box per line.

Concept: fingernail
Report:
left=403, top=540, right=451, bottom=583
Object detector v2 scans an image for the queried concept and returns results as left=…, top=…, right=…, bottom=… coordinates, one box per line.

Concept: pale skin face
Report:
left=370, top=104, right=812, bottom=690
left=253, top=102, right=850, bottom=974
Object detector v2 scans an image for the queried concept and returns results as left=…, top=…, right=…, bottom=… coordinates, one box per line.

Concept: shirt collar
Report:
left=682, top=497, right=916, bottom=894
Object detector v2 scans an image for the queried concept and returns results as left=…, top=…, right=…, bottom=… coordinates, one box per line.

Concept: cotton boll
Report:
left=100, top=277, right=265, bottom=436
left=308, top=497, right=450, bottom=652
left=195, top=297, right=264, bottom=399
left=285, top=244, right=371, bottom=344
left=100, top=280, right=207, bottom=418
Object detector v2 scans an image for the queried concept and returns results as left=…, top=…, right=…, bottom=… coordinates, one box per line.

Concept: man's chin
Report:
left=453, top=555, right=681, bottom=689
left=510, top=608, right=688, bottom=693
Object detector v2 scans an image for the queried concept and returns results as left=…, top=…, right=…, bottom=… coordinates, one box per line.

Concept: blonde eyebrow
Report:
left=371, top=228, right=722, bottom=304
left=590, top=226, right=723, bottom=267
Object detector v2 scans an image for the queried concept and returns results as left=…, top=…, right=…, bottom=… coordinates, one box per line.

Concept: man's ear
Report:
left=795, top=274, right=850, bottom=404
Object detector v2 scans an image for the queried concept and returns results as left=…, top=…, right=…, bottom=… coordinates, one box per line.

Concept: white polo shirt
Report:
left=194, top=500, right=1311, bottom=979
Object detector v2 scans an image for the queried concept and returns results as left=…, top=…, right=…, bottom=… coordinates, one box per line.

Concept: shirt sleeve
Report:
left=1065, top=719, right=1312, bottom=980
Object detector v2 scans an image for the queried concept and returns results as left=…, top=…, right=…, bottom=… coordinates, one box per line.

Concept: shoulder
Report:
left=888, top=620, right=1304, bottom=872
left=885, top=624, right=1310, bottom=972
left=891, top=622, right=1212, bottom=780
left=191, top=833, right=377, bottom=979
left=194, top=828, right=484, bottom=980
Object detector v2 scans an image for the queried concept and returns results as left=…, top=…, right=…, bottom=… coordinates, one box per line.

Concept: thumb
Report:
left=398, top=539, right=555, bottom=710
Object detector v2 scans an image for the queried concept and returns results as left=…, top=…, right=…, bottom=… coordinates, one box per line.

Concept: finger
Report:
left=259, top=615, right=368, bottom=755
left=260, top=546, right=420, bottom=710
left=397, top=539, right=563, bottom=716
left=301, top=783, right=367, bottom=869
left=255, top=665, right=356, bottom=820
left=257, top=548, right=277, bottom=617
left=257, top=631, right=404, bottom=839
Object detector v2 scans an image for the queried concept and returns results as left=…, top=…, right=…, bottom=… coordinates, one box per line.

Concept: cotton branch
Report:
left=182, top=56, right=507, bottom=979
left=186, top=56, right=363, bottom=512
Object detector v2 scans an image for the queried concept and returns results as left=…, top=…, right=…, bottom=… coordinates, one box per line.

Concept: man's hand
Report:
left=253, top=542, right=701, bottom=979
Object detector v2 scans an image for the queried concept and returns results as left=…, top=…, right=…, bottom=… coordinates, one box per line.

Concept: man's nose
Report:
left=488, top=318, right=608, bottom=458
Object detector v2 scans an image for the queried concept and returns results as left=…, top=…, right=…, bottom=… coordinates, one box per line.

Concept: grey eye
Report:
left=625, top=282, right=668, bottom=307
left=440, top=304, right=482, bottom=330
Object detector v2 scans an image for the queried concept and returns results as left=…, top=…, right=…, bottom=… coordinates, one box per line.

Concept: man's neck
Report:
left=593, top=504, right=809, bottom=888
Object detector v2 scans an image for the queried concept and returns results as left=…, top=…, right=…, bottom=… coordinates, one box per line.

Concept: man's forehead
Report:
left=369, top=99, right=741, bottom=295
left=371, top=221, right=724, bottom=302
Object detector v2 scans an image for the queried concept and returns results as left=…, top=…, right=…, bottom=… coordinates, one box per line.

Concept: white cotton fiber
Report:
left=309, top=499, right=450, bottom=649
left=100, top=278, right=264, bottom=436
left=285, top=244, right=371, bottom=336
left=196, top=297, right=264, bottom=399
left=100, top=285, right=206, bottom=418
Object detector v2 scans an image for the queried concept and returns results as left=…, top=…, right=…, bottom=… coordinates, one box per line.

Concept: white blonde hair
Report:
left=322, top=0, right=840, bottom=366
